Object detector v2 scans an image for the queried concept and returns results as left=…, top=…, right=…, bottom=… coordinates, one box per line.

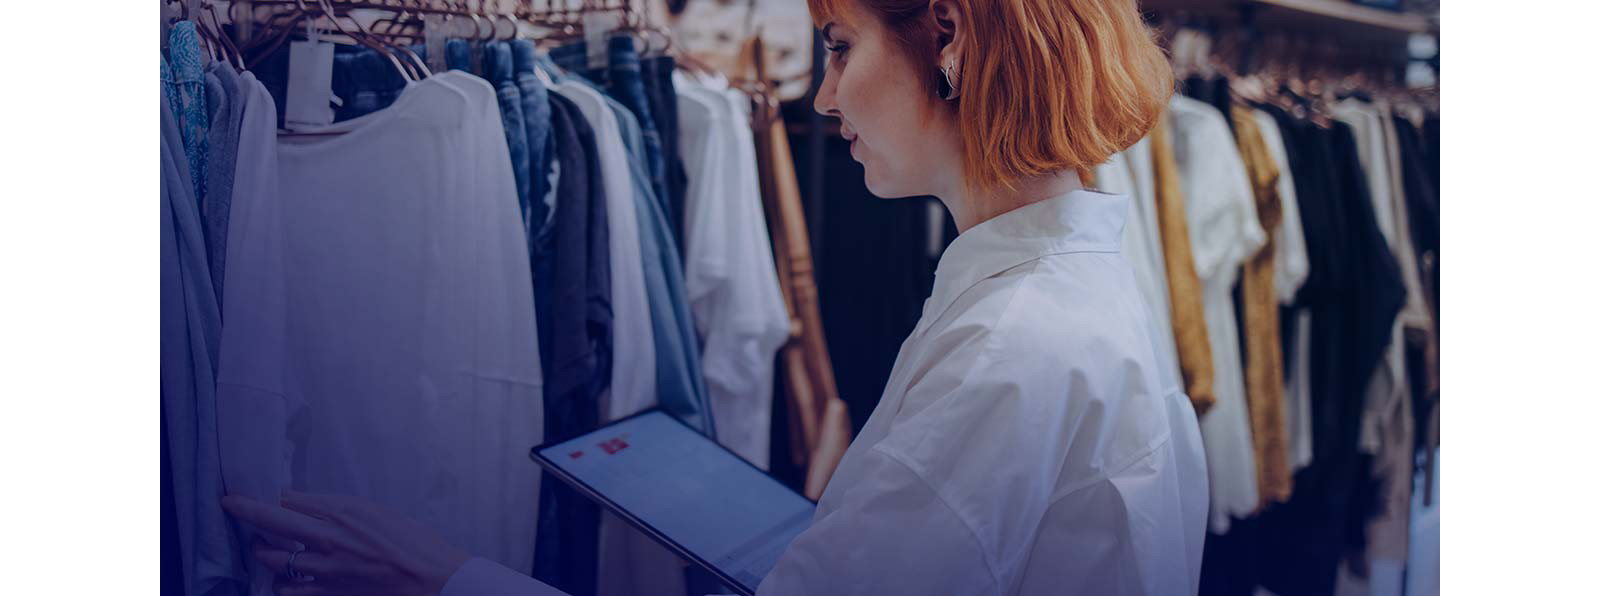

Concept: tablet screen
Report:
left=531, top=410, right=815, bottom=595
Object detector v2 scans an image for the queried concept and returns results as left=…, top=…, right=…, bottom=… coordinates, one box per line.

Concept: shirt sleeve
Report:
left=756, top=445, right=1001, bottom=596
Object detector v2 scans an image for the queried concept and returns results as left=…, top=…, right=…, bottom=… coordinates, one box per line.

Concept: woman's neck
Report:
left=939, top=169, right=1086, bottom=233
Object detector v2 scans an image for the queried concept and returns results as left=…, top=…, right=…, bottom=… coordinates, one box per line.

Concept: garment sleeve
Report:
left=1171, top=102, right=1265, bottom=286
left=1250, top=109, right=1309, bottom=304
left=756, top=445, right=1001, bottom=596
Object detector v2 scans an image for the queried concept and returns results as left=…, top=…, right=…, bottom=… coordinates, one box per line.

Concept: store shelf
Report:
left=1141, top=0, right=1434, bottom=43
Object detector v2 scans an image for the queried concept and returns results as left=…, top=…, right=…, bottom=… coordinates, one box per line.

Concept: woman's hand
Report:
left=222, top=491, right=473, bottom=596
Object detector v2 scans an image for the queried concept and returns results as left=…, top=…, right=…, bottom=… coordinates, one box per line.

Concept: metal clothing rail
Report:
left=1142, top=0, right=1434, bottom=44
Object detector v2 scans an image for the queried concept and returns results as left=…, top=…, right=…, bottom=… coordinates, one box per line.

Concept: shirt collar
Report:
left=922, top=190, right=1128, bottom=326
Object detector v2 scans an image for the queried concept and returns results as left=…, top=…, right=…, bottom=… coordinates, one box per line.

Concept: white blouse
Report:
left=441, top=190, right=1209, bottom=596
left=1167, top=95, right=1266, bottom=535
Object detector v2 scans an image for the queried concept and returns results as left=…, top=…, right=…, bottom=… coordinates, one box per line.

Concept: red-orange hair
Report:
left=808, top=0, right=1174, bottom=194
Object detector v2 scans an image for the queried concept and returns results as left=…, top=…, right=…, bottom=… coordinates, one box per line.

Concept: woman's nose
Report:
left=813, top=67, right=840, bottom=117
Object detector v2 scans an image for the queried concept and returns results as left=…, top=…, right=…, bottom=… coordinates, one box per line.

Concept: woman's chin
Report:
left=862, top=168, right=917, bottom=199
left=864, top=178, right=920, bottom=200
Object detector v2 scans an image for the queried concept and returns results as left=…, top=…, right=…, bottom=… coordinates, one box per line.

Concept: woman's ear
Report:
left=929, top=0, right=967, bottom=99
left=929, top=0, right=966, bottom=65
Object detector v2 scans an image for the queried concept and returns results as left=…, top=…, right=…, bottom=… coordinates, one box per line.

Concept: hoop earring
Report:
left=938, top=64, right=962, bottom=101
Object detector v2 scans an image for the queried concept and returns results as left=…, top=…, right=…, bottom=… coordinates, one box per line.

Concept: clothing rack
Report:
left=1143, top=0, right=1434, bottom=45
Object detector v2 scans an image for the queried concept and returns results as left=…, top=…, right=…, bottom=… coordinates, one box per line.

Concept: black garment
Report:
left=1200, top=516, right=1264, bottom=596
left=795, top=133, right=950, bottom=434
left=531, top=93, right=610, bottom=596
left=1393, top=115, right=1439, bottom=319
left=1245, top=112, right=1406, bottom=596
left=1183, top=75, right=1237, bottom=130
left=539, top=92, right=613, bottom=441
left=1393, top=114, right=1441, bottom=455
left=643, top=55, right=690, bottom=254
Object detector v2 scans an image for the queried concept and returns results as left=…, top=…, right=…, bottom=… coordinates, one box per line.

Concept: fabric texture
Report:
left=532, top=92, right=610, bottom=596
left=203, top=62, right=246, bottom=303
left=760, top=190, right=1208, bottom=595
left=1331, top=99, right=1423, bottom=596
left=676, top=78, right=791, bottom=468
left=1149, top=115, right=1217, bottom=417
left=1168, top=95, right=1266, bottom=536
left=1230, top=104, right=1293, bottom=508
left=550, top=82, right=656, bottom=422
left=600, top=83, right=719, bottom=596
left=166, top=21, right=210, bottom=207
left=162, top=83, right=247, bottom=596
left=1254, top=109, right=1406, bottom=596
left=265, top=71, right=545, bottom=577
left=215, top=72, right=293, bottom=596
left=606, top=36, right=672, bottom=235
left=644, top=54, right=689, bottom=253
left=511, top=39, right=555, bottom=241
left=484, top=42, right=533, bottom=223
left=611, top=85, right=715, bottom=435
left=1248, top=109, right=1314, bottom=474
left=1094, top=140, right=1184, bottom=398
left=1392, top=115, right=1440, bottom=456
left=440, top=191, right=1212, bottom=596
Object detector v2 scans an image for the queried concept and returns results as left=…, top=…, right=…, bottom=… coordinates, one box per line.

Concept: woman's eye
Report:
left=825, top=43, right=850, bottom=60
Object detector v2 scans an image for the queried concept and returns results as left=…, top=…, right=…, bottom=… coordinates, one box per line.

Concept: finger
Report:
left=281, top=491, right=349, bottom=521
left=252, top=545, right=338, bottom=579
left=223, top=495, right=341, bottom=551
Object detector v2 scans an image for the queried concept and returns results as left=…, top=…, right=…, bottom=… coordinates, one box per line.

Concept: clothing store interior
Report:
left=159, top=0, right=1441, bottom=595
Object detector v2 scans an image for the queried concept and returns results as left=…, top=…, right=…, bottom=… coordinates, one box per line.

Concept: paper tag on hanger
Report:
left=584, top=11, right=624, bottom=71
left=285, top=40, right=336, bottom=130
left=423, top=14, right=448, bottom=74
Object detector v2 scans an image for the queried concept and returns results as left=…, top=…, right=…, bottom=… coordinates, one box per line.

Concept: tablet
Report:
left=530, top=409, right=815, bottom=596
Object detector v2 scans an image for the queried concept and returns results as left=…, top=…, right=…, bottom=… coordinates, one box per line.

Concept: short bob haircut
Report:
left=807, top=0, right=1174, bottom=194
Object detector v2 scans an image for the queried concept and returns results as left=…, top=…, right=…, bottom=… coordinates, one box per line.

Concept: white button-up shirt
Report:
left=441, top=190, right=1209, bottom=596
left=758, top=190, right=1208, bottom=595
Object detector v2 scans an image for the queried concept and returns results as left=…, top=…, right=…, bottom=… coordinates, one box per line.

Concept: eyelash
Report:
left=825, top=43, right=850, bottom=60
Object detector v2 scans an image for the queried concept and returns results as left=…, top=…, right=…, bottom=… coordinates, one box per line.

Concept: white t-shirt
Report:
left=1168, top=95, right=1266, bottom=535
left=551, top=81, right=657, bottom=422
left=676, top=75, right=790, bottom=470
left=259, top=70, right=544, bottom=573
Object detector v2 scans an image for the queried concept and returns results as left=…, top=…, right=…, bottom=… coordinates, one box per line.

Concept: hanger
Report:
left=206, top=0, right=248, bottom=70
left=316, top=0, right=418, bottom=81
left=359, top=3, right=431, bottom=78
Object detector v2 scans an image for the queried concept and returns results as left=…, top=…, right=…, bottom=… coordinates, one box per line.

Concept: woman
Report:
left=224, top=0, right=1209, bottom=594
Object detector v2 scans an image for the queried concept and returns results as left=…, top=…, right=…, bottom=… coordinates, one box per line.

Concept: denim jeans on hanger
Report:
left=445, top=38, right=472, bottom=74
left=332, top=48, right=409, bottom=122
left=549, top=40, right=588, bottom=80
left=253, top=43, right=408, bottom=126
left=484, top=41, right=532, bottom=219
left=612, top=103, right=715, bottom=437
left=642, top=54, right=688, bottom=253
left=511, top=39, right=556, bottom=251
left=605, top=35, right=672, bottom=241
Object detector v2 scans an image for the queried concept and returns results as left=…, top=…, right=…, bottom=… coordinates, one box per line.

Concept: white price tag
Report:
left=583, top=11, right=623, bottom=71
left=285, top=40, right=336, bottom=130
